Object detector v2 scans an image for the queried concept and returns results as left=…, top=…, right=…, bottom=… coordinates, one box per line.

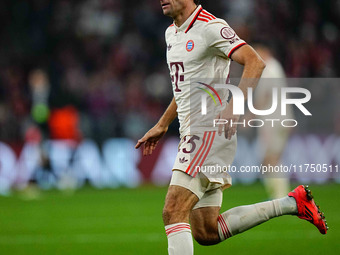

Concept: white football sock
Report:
left=278, top=196, right=298, bottom=215
left=165, top=223, right=193, bottom=255
left=218, top=197, right=298, bottom=241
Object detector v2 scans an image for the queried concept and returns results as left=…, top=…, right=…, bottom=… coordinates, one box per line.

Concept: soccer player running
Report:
left=135, top=1, right=328, bottom=254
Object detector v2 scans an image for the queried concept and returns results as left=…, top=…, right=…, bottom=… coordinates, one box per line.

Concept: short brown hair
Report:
left=194, top=0, right=200, bottom=5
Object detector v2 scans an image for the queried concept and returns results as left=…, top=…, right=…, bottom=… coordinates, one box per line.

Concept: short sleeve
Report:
left=204, top=20, right=246, bottom=59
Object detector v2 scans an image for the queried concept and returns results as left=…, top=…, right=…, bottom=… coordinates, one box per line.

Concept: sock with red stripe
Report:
left=165, top=223, right=193, bottom=255
left=217, top=197, right=297, bottom=241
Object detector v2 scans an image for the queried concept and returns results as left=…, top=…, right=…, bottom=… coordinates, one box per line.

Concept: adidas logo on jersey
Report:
left=179, top=157, right=188, bottom=163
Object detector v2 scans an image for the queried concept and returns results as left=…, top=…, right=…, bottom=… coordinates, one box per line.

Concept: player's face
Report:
left=160, top=0, right=191, bottom=18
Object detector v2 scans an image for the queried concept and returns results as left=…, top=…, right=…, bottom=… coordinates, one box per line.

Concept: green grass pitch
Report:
left=0, top=182, right=339, bottom=255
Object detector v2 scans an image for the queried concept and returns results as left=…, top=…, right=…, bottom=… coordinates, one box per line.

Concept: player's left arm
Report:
left=217, top=45, right=266, bottom=139
left=231, top=44, right=266, bottom=82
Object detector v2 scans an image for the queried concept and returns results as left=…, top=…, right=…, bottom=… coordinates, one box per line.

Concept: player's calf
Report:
left=190, top=207, right=221, bottom=246
left=192, top=231, right=220, bottom=246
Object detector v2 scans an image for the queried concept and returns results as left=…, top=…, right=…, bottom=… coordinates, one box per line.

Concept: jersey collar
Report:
left=173, top=5, right=203, bottom=33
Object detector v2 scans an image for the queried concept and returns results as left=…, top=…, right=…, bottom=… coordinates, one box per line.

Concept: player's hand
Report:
left=135, top=124, right=168, bottom=156
left=216, top=103, right=240, bottom=140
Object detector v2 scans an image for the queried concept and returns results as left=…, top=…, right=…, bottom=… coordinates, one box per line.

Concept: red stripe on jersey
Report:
left=228, top=42, right=247, bottom=59
left=187, top=132, right=213, bottom=176
left=186, top=132, right=208, bottom=175
left=185, top=6, right=203, bottom=33
left=198, top=13, right=212, bottom=20
left=197, top=17, right=210, bottom=23
left=202, top=10, right=216, bottom=19
left=169, top=24, right=174, bottom=27
left=192, top=132, right=216, bottom=177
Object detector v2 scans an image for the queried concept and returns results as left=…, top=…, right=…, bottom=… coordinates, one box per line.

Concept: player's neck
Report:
left=173, top=4, right=198, bottom=27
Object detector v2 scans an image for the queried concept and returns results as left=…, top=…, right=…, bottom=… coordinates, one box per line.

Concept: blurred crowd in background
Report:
left=0, top=0, right=339, bottom=147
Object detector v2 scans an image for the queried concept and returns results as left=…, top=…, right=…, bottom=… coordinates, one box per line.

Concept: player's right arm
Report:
left=135, top=97, right=177, bottom=156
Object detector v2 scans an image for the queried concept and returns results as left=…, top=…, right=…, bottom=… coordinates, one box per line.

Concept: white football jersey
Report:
left=165, top=5, right=246, bottom=137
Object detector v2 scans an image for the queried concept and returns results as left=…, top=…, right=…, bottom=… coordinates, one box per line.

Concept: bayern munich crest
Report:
left=220, top=27, right=236, bottom=39
left=186, top=40, right=194, bottom=52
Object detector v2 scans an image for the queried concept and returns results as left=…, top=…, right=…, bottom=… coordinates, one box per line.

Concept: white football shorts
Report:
left=170, top=131, right=237, bottom=208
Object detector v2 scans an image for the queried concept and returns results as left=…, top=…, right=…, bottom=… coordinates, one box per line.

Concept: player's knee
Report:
left=162, top=206, right=172, bottom=224
left=162, top=204, right=190, bottom=225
